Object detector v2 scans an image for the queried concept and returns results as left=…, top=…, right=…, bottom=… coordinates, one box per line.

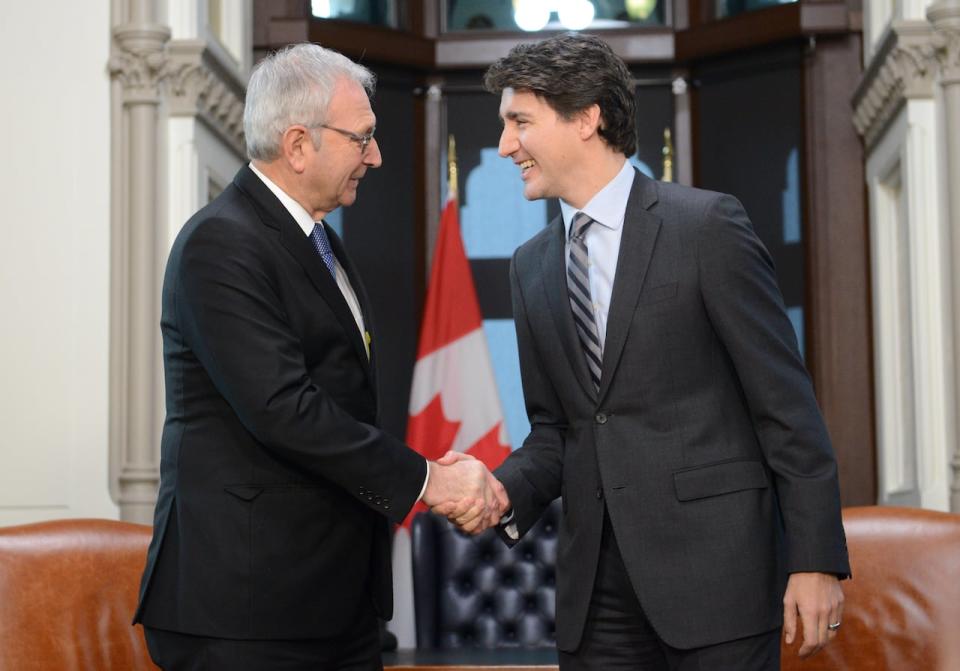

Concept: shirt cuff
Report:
left=416, top=460, right=430, bottom=503
left=499, top=509, right=519, bottom=540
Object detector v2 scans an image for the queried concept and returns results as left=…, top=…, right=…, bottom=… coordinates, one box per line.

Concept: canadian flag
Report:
left=389, top=190, right=512, bottom=646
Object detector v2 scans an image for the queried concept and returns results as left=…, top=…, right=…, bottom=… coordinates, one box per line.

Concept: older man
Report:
left=134, top=44, right=504, bottom=670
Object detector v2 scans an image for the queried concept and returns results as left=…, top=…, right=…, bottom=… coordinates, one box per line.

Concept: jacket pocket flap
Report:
left=224, top=485, right=265, bottom=501
left=673, top=460, right=768, bottom=502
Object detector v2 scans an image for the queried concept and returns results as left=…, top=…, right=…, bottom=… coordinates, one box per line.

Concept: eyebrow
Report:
left=501, top=111, right=528, bottom=122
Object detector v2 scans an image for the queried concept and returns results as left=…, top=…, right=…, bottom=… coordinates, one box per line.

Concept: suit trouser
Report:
left=143, top=601, right=381, bottom=671
left=559, top=512, right=781, bottom=671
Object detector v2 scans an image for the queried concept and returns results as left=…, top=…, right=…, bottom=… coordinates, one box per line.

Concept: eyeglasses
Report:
left=315, top=123, right=376, bottom=154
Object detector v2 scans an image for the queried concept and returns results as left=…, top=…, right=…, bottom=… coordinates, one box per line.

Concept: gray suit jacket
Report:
left=496, top=169, right=849, bottom=652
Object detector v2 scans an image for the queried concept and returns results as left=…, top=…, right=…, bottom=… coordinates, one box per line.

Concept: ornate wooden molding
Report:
left=852, top=22, right=936, bottom=149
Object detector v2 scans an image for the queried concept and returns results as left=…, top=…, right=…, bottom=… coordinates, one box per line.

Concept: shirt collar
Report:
left=560, top=159, right=635, bottom=238
left=249, top=161, right=318, bottom=237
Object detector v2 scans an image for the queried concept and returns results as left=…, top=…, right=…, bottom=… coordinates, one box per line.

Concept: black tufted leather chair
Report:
left=411, top=500, right=561, bottom=649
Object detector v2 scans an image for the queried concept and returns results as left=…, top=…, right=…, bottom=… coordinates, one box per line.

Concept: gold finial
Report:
left=662, top=128, right=674, bottom=182
left=448, top=134, right=458, bottom=199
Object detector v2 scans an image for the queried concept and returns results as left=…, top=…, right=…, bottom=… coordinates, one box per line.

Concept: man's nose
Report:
left=498, top=127, right=517, bottom=158
left=365, top=137, right=383, bottom=168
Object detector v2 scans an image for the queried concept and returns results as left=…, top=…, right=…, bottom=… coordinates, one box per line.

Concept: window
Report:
left=446, top=0, right=666, bottom=32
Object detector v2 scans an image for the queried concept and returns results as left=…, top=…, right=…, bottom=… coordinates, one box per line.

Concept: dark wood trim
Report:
left=435, top=28, right=675, bottom=68
left=408, top=0, right=440, bottom=39
left=801, top=33, right=877, bottom=506
left=412, top=78, right=429, bottom=323
left=307, top=19, right=434, bottom=69
left=676, top=1, right=852, bottom=62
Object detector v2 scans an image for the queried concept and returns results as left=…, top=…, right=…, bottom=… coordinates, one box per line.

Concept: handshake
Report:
left=421, top=451, right=511, bottom=534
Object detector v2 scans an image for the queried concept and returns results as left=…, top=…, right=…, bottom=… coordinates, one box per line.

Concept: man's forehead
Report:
left=499, top=87, right=535, bottom=116
left=329, top=78, right=376, bottom=124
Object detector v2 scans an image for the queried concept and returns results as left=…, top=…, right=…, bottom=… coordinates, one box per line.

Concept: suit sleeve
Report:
left=696, top=194, right=850, bottom=577
left=494, top=254, right=566, bottom=543
left=173, top=217, right=426, bottom=524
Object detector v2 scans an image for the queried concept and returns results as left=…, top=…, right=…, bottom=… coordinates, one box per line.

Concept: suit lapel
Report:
left=233, top=166, right=373, bottom=379
left=597, top=171, right=661, bottom=402
left=539, top=215, right=597, bottom=401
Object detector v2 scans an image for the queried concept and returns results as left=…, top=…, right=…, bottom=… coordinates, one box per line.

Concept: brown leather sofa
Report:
left=2, top=507, right=958, bottom=671
left=781, top=505, right=960, bottom=670
left=0, top=518, right=157, bottom=671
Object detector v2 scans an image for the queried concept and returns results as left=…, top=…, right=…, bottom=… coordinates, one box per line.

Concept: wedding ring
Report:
left=827, top=621, right=841, bottom=631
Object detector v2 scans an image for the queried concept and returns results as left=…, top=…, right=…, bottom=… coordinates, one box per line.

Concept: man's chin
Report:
left=522, top=183, right=546, bottom=201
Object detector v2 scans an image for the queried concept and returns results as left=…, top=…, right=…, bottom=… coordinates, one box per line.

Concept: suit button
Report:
left=595, top=413, right=607, bottom=424
left=596, top=487, right=603, bottom=500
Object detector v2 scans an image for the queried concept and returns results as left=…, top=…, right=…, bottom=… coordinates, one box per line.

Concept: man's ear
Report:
left=281, top=125, right=310, bottom=174
left=578, top=104, right=603, bottom=140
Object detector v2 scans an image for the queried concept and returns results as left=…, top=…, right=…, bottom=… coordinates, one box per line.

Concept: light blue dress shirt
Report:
left=559, top=159, right=636, bottom=351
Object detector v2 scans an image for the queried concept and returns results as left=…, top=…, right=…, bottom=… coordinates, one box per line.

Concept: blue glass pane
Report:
left=782, top=147, right=800, bottom=244
left=311, top=0, right=399, bottom=28
left=716, top=0, right=796, bottom=19
left=787, top=306, right=804, bottom=362
left=325, top=208, right=343, bottom=238
left=629, top=156, right=656, bottom=179
left=483, top=319, right=530, bottom=449
left=461, top=148, right=547, bottom=259
left=446, top=0, right=666, bottom=31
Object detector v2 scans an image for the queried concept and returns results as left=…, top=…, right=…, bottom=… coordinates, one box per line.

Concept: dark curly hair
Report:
left=484, top=33, right=637, bottom=157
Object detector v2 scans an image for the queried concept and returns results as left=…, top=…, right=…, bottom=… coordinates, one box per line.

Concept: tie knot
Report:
left=571, top=212, right=594, bottom=241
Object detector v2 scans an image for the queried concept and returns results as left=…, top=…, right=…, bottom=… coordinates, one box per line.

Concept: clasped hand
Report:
left=421, top=451, right=510, bottom=534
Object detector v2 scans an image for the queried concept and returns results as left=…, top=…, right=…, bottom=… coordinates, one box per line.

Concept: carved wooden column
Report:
left=928, top=0, right=960, bottom=512
left=108, top=2, right=170, bottom=524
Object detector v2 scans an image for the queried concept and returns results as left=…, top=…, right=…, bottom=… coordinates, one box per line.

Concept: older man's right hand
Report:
left=422, top=453, right=509, bottom=534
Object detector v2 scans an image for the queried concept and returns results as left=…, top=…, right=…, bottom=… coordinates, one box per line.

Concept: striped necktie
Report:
left=310, top=222, right=337, bottom=278
left=567, top=212, right=602, bottom=392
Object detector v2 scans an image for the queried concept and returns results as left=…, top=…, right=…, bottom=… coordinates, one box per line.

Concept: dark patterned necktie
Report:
left=310, top=223, right=337, bottom=278
left=567, top=212, right=602, bottom=392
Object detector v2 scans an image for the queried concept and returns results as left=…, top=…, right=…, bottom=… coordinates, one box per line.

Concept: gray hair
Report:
left=243, top=43, right=376, bottom=161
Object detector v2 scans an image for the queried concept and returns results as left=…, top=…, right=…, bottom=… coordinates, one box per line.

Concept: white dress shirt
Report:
left=559, top=158, right=636, bottom=350
left=249, top=162, right=368, bottom=348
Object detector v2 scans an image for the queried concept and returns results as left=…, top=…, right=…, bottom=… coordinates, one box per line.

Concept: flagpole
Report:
left=448, top=134, right=458, bottom=201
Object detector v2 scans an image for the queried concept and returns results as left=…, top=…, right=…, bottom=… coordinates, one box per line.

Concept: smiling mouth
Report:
left=519, top=159, right=536, bottom=171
